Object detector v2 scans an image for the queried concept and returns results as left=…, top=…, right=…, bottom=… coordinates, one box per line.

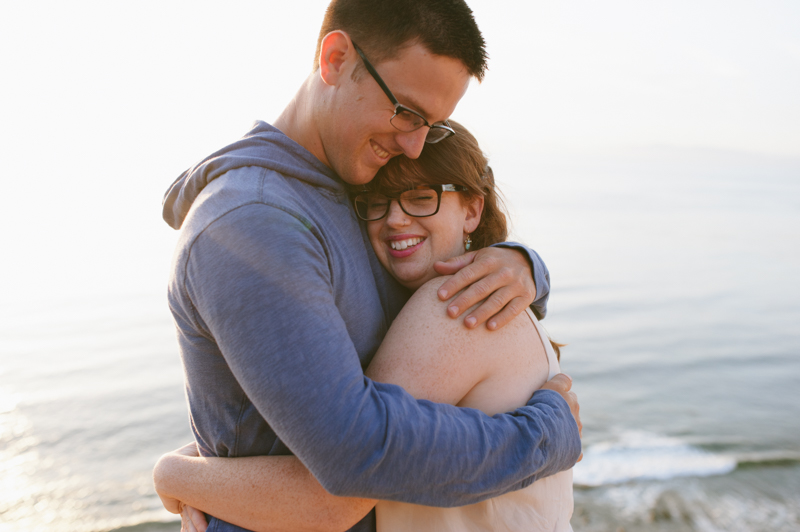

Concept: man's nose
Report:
left=395, top=128, right=429, bottom=160
left=385, top=200, right=410, bottom=227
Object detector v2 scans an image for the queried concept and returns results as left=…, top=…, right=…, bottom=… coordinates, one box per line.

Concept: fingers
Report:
left=447, top=264, right=521, bottom=325
left=433, top=251, right=477, bottom=280
left=478, top=294, right=529, bottom=331
left=451, top=271, right=513, bottom=326
left=434, top=252, right=478, bottom=299
left=187, top=505, right=208, bottom=532
left=179, top=504, right=192, bottom=532
left=567, top=390, right=582, bottom=437
left=541, top=373, right=572, bottom=394
left=181, top=507, right=195, bottom=532
left=438, top=248, right=536, bottom=328
left=181, top=505, right=207, bottom=532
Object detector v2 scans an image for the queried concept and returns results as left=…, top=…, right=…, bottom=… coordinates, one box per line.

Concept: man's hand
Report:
left=541, top=373, right=583, bottom=462
left=434, top=247, right=535, bottom=330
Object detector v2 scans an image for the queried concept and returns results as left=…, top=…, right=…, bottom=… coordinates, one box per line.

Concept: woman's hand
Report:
left=433, top=246, right=535, bottom=330
left=181, top=504, right=208, bottom=532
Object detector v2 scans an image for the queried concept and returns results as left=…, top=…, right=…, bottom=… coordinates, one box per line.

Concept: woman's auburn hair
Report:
left=366, top=123, right=565, bottom=360
left=367, top=120, right=508, bottom=251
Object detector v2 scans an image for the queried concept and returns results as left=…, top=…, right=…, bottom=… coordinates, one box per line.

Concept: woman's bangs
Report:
left=376, top=158, right=434, bottom=195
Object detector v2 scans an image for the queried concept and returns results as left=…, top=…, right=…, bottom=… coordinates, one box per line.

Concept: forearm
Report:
left=153, top=453, right=375, bottom=532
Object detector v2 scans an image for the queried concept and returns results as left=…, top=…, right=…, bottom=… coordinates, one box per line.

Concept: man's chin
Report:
left=337, top=147, right=395, bottom=185
left=343, top=164, right=381, bottom=186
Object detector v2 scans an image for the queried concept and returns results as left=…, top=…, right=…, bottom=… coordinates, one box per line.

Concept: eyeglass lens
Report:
left=391, top=108, right=427, bottom=132
left=391, top=109, right=452, bottom=144
left=354, top=187, right=440, bottom=221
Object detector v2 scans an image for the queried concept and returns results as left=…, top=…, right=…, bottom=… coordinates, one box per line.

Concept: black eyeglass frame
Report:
left=353, top=184, right=468, bottom=221
left=351, top=41, right=456, bottom=144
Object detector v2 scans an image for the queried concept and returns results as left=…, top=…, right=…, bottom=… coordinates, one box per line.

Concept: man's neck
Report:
left=273, top=73, right=331, bottom=169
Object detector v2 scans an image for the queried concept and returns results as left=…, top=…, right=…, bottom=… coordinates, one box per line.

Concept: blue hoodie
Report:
left=163, top=121, right=580, bottom=532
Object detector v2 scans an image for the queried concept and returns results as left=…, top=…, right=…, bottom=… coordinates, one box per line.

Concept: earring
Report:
left=464, top=234, right=472, bottom=251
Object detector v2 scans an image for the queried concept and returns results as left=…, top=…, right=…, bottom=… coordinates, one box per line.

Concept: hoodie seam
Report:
left=261, top=168, right=335, bottom=285
left=181, top=200, right=330, bottom=333
left=232, top=391, right=249, bottom=456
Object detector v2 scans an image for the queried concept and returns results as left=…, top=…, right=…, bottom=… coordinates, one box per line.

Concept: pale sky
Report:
left=0, top=0, right=798, bottom=303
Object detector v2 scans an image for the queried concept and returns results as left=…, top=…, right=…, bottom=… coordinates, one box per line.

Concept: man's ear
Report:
left=464, top=195, right=484, bottom=234
left=319, top=31, right=353, bottom=86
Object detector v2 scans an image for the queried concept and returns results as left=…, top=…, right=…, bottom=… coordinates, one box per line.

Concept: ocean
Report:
left=1, top=148, right=798, bottom=532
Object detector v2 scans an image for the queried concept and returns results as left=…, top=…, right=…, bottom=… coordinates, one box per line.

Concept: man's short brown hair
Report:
left=314, top=0, right=488, bottom=81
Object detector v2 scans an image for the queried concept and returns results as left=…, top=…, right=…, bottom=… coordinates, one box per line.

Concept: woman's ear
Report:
left=319, top=31, right=354, bottom=86
left=463, top=195, right=484, bottom=234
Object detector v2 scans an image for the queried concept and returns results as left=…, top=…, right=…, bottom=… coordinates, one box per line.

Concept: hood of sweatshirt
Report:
left=163, top=121, right=342, bottom=229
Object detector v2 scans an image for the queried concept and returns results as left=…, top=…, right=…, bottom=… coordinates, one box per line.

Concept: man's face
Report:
left=322, top=43, right=471, bottom=186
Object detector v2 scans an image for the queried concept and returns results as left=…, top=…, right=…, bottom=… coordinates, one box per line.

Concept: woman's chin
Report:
left=392, top=267, right=437, bottom=291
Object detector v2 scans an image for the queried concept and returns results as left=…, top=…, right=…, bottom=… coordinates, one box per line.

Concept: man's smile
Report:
left=370, top=139, right=391, bottom=160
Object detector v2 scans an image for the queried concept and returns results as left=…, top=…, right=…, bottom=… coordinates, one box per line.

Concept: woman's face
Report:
left=367, top=187, right=483, bottom=291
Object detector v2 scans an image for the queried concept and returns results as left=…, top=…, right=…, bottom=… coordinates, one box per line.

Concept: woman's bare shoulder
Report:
left=396, top=275, right=530, bottom=339
left=367, top=276, right=488, bottom=403
left=384, top=274, right=535, bottom=372
left=393, top=276, right=472, bottom=335
left=369, top=275, right=541, bottom=405
left=404, top=275, right=454, bottom=309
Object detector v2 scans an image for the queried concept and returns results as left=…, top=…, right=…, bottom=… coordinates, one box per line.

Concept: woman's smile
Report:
left=386, top=235, right=426, bottom=257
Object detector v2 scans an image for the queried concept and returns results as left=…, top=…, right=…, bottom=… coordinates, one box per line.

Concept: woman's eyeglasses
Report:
left=353, top=184, right=467, bottom=221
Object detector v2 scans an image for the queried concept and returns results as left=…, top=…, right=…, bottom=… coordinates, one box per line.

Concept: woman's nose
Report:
left=385, top=200, right=410, bottom=227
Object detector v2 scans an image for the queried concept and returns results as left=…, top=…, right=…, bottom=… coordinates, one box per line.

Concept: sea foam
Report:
left=573, top=431, right=737, bottom=487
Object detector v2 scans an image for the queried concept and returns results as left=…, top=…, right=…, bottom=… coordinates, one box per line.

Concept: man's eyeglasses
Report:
left=353, top=184, right=468, bottom=221
left=352, top=41, right=456, bottom=144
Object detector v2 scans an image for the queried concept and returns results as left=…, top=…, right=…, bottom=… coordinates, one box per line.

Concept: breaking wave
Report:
left=573, top=431, right=737, bottom=487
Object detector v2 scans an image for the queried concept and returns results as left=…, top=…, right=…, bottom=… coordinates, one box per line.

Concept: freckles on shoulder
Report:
left=391, top=275, right=496, bottom=349
left=399, top=276, right=458, bottom=326
left=367, top=275, right=490, bottom=403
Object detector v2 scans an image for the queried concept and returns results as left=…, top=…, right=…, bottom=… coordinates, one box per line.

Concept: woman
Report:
left=155, top=121, right=574, bottom=532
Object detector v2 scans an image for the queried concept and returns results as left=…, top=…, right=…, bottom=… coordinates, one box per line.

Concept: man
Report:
left=156, top=1, right=581, bottom=531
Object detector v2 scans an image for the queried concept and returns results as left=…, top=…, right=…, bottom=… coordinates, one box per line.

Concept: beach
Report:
left=2, top=1, right=798, bottom=530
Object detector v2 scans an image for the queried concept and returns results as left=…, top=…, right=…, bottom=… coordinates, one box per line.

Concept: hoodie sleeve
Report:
left=181, top=203, right=579, bottom=505
left=491, top=242, right=551, bottom=320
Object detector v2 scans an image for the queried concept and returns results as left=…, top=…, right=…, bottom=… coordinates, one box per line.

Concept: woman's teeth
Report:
left=372, top=142, right=390, bottom=159
left=390, top=237, right=423, bottom=250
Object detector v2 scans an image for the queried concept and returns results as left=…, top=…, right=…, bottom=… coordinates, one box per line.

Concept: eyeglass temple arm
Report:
left=352, top=42, right=400, bottom=107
